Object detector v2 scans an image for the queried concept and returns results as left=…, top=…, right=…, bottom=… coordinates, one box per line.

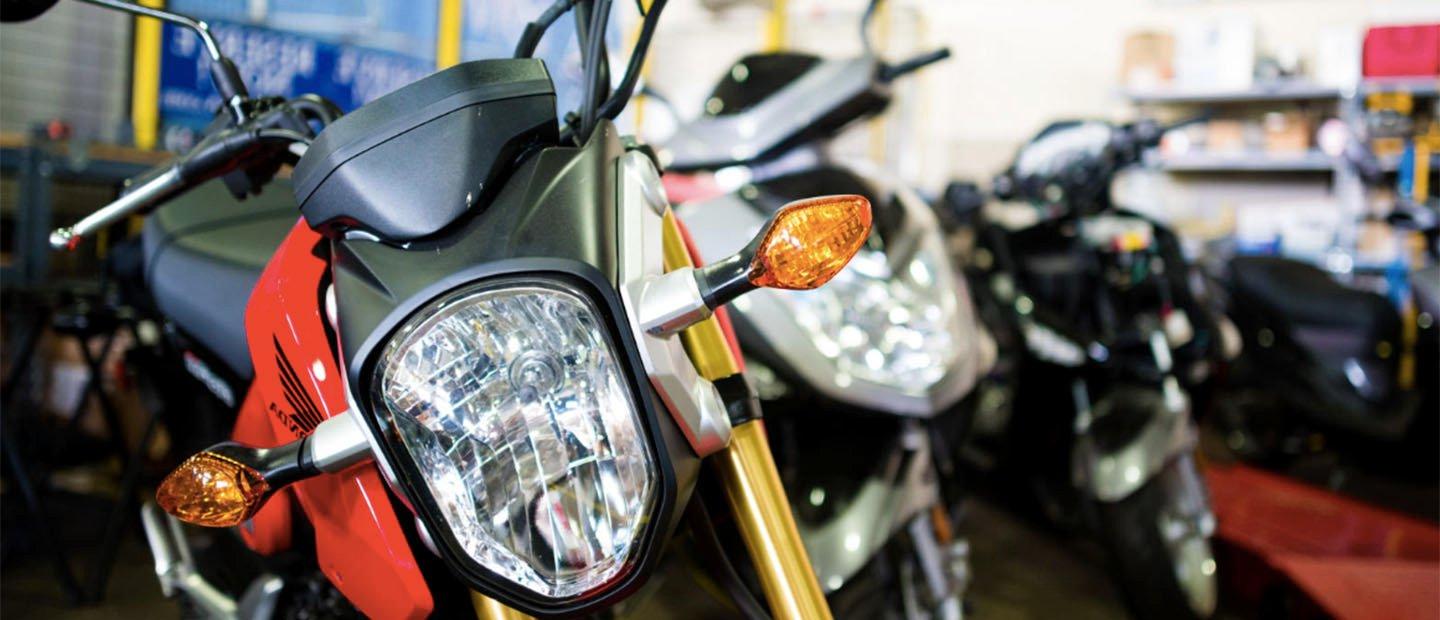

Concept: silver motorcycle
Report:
left=660, top=4, right=993, bottom=617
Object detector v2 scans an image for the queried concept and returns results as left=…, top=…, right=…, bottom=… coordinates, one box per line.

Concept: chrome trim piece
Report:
left=237, top=576, right=285, bottom=620
left=906, top=515, right=964, bottom=620
left=50, top=167, right=181, bottom=249
left=141, top=502, right=242, bottom=618
left=635, top=267, right=712, bottom=336
left=617, top=151, right=732, bottom=456
left=305, top=408, right=373, bottom=473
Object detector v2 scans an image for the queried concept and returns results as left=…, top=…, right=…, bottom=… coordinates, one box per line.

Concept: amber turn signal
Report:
left=748, top=194, right=871, bottom=290
left=156, top=451, right=269, bottom=527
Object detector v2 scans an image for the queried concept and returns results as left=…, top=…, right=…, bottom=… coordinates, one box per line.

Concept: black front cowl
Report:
left=293, top=59, right=559, bottom=242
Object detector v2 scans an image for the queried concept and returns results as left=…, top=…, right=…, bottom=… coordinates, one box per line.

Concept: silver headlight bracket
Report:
left=617, top=151, right=733, bottom=457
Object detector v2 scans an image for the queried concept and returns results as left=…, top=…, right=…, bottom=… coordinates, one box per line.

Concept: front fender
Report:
left=1074, top=382, right=1197, bottom=502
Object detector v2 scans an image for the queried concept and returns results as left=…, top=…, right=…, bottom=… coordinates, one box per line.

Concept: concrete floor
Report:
left=959, top=498, right=1127, bottom=619
left=1, top=491, right=1128, bottom=619
left=1, top=491, right=172, bottom=620
left=2, top=536, right=171, bottom=620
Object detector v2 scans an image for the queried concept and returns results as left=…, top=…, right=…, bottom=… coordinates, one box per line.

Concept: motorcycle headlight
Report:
left=778, top=231, right=963, bottom=392
left=371, top=278, right=657, bottom=601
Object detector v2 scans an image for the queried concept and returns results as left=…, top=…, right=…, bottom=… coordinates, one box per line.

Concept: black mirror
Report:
left=938, top=180, right=986, bottom=229
left=1, top=0, right=59, bottom=22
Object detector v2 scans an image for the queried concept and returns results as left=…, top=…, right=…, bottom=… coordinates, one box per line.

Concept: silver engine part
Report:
left=141, top=502, right=283, bottom=620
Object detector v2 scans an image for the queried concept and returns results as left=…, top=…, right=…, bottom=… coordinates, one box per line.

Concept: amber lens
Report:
left=156, top=452, right=268, bottom=527
left=749, top=194, right=872, bottom=290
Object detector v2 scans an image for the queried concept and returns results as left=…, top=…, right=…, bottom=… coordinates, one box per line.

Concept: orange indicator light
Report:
left=156, top=451, right=268, bottom=527
left=749, top=194, right=872, bottom=290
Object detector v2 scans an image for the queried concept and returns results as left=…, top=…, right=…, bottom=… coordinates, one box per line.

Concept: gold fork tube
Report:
left=471, top=591, right=531, bottom=620
left=663, top=211, right=832, bottom=619
left=713, top=420, right=833, bottom=619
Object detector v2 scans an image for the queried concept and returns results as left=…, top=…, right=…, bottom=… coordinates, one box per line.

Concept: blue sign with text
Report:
left=159, top=20, right=432, bottom=145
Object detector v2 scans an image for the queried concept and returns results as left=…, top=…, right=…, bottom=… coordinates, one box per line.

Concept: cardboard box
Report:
left=1263, top=111, right=1313, bottom=153
left=1122, top=31, right=1174, bottom=90
left=1206, top=120, right=1249, bottom=152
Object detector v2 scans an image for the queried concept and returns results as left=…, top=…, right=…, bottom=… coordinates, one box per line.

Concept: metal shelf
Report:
left=1360, top=76, right=1440, bottom=97
left=1126, top=81, right=1340, bottom=104
left=1126, top=77, right=1438, bottom=104
left=1153, top=150, right=1335, bottom=173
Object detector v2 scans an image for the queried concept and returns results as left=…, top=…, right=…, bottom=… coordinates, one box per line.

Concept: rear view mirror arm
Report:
left=77, top=0, right=250, bottom=122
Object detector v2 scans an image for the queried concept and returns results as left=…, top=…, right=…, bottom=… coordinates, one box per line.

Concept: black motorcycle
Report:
left=948, top=119, right=1226, bottom=620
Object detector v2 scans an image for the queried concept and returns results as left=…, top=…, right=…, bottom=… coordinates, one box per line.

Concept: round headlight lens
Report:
left=780, top=237, right=963, bottom=392
left=374, top=281, right=654, bottom=599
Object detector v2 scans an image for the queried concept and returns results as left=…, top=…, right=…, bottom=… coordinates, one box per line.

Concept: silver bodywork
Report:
left=665, top=57, right=882, bottom=171
left=141, top=503, right=284, bottom=620
left=677, top=166, right=993, bottom=417
left=1073, top=381, right=1198, bottom=502
left=800, top=422, right=941, bottom=594
left=667, top=48, right=988, bottom=602
left=617, top=151, right=734, bottom=456
left=1073, top=330, right=1199, bottom=502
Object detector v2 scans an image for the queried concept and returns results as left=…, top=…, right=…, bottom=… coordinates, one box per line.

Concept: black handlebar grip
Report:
left=178, top=128, right=261, bottom=182
left=880, top=47, right=952, bottom=82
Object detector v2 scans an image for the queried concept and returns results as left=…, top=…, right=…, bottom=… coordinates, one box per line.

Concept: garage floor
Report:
left=1, top=489, right=1128, bottom=619
left=959, top=498, right=1126, bottom=619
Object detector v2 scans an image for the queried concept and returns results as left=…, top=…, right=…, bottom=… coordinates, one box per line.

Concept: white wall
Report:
left=0, top=1, right=131, bottom=141
left=646, top=0, right=1440, bottom=191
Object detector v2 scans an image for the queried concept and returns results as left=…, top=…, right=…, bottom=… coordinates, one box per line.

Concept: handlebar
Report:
left=50, top=165, right=184, bottom=249
left=50, top=103, right=319, bottom=250
left=879, top=47, right=951, bottom=82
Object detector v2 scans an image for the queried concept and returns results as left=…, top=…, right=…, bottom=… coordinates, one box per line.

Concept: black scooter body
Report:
left=1220, top=255, right=1439, bottom=475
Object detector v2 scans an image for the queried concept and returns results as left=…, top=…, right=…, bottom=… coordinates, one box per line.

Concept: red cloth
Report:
left=1364, top=25, right=1440, bottom=77
left=1207, top=464, right=1440, bottom=619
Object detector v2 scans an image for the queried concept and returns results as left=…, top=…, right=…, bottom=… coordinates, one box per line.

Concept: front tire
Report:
left=1097, top=455, right=1217, bottom=620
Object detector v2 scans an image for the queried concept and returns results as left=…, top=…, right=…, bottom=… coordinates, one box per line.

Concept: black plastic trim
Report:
left=714, top=373, right=762, bottom=426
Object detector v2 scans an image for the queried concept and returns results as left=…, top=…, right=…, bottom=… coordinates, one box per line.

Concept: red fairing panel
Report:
left=231, top=387, right=293, bottom=556
left=238, top=220, right=433, bottom=619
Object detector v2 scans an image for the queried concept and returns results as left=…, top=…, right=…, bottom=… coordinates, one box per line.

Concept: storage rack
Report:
left=0, top=131, right=169, bottom=287
left=1126, top=77, right=1440, bottom=272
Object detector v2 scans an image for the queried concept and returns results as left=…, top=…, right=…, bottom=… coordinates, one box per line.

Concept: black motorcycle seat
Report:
left=1230, top=256, right=1397, bottom=338
left=142, top=179, right=298, bottom=378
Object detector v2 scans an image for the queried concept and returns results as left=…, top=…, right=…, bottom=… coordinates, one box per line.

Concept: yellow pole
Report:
left=628, top=0, right=655, bottom=134
left=130, top=0, right=164, bottom=150
left=437, top=0, right=463, bottom=69
left=867, top=0, right=890, bottom=163
left=763, top=0, right=787, bottom=52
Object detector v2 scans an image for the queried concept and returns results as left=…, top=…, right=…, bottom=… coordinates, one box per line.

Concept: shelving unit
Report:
left=1154, top=150, right=1334, bottom=173
left=1360, top=76, right=1440, bottom=97
left=1126, top=76, right=1438, bottom=272
left=1126, top=81, right=1340, bottom=104
left=1124, top=77, right=1438, bottom=104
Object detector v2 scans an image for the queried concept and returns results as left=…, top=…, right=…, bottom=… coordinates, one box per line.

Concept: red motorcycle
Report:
left=10, top=0, right=874, bottom=617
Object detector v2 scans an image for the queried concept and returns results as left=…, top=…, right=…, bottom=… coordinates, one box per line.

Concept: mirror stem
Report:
left=77, top=0, right=249, bottom=122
